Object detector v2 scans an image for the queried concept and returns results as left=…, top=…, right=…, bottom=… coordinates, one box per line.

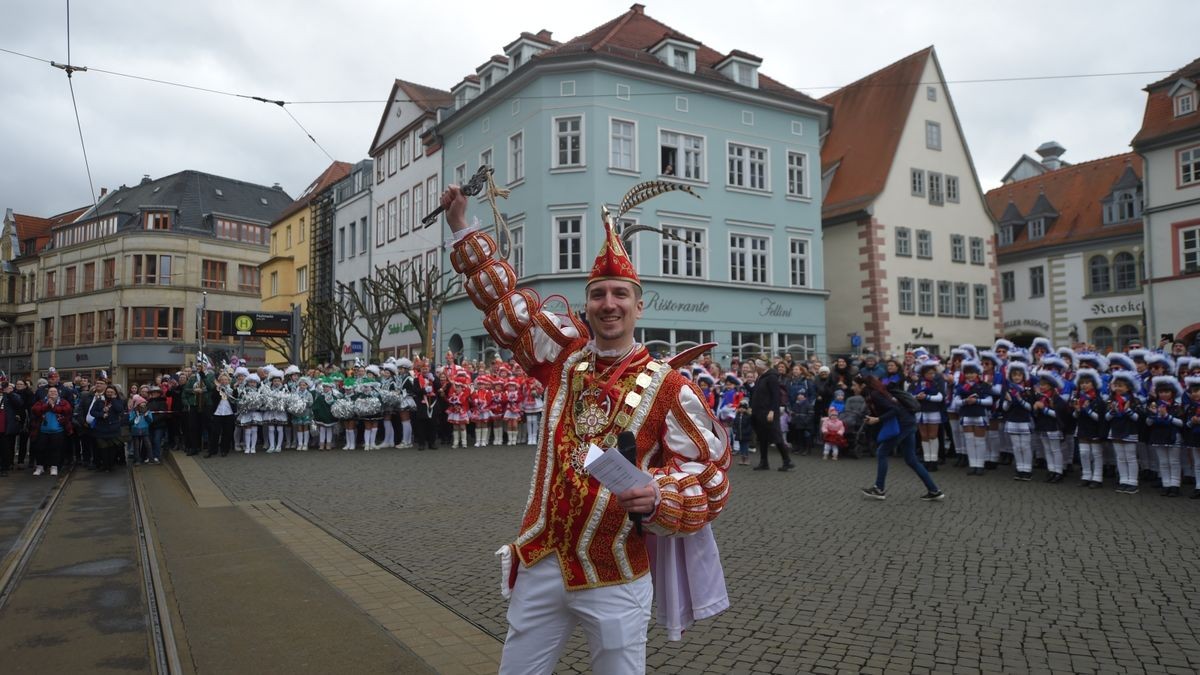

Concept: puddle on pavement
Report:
left=46, top=558, right=134, bottom=577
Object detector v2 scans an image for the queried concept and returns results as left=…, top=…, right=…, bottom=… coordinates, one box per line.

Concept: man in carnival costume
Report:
left=440, top=180, right=731, bottom=674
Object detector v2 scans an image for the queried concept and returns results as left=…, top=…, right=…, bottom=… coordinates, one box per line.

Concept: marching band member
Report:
left=471, top=374, right=494, bottom=447
left=912, top=360, right=945, bottom=471
left=1106, top=370, right=1143, bottom=494
left=1002, top=361, right=1035, bottom=481
left=1033, top=369, right=1068, bottom=483
left=954, top=360, right=992, bottom=475
left=1072, top=368, right=1107, bottom=488
left=1147, top=376, right=1186, bottom=497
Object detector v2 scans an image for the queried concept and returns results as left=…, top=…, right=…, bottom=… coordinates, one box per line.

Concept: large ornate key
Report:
left=421, top=165, right=491, bottom=226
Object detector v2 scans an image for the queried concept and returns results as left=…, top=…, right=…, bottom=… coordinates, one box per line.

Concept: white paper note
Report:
left=583, top=443, right=653, bottom=494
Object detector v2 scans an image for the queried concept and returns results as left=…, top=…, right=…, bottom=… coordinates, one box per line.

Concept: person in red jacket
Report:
left=30, top=385, right=73, bottom=477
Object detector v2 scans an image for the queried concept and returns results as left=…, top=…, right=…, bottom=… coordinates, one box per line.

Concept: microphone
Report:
left=617, top=431, right=643, bottom=535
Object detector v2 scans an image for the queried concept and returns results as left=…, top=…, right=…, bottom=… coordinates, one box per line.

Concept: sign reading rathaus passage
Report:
left=221, top=311, right=292, bottom=337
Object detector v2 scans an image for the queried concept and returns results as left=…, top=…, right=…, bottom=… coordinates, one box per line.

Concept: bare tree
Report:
left=305, top=295, right=357, bottom=366
left=335, top=273, right=400, bottom=362
left=375, top=261, right=462, bottom=359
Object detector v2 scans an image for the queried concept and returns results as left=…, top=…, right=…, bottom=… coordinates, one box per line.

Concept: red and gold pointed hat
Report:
left=587, top=208, right=640, bottom=288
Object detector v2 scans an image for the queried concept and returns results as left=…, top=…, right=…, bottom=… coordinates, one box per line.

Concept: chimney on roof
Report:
left=99, top=187, right=107, bottom=197
left=535, top=29, right=553, bottom=41
left=140, top=174, right=152, bottom=185
left=630, top=3, right=645, bottom=12
left=272, top=183, right=283, bottom=191
left=1036, top=141, right=1066, bottom=171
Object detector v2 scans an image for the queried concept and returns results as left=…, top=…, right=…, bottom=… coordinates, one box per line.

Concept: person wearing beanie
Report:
left=1001, top=362, right=1035, bottom=481
left=128, top=395, right=153, bottom=466
left=1106, top=372, right=1143, bottom=494
left=1072, top=369, right=1107, bottom=489
left=953, top=361, right=993, bottom=475
left=820, top=407, right=846, bottom=460
left=1147, top=377, right=1186, bottom=496
left=911, top=360, right=945, bottom=472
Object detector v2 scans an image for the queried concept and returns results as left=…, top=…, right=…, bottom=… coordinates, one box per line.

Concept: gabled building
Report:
left=28, top=170, right=291, bottom=385
left=261, top=161, right=350, bottom=365
left=360, top=79, right=453, bottom=362
left=986, top=152, right=1145, bottom=350
left=820, top=47, right=1000, bottom=358
left=0, top=205, right=88, bottom=378
left=434, top=3, right=831, bottom=363
left=1132, top=57, right=1200, bottom=347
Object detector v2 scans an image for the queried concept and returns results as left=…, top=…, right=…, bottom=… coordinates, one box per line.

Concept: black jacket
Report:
left=749, top=369, right=781, bottom=419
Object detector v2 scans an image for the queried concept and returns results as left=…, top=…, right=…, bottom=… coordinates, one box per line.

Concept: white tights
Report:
left=526, top=413, right=542, bottom=445
left=243, top=426, right=258, bottom=453
left=1010, top=433, right=1032, bottom=473
left=401, top=419, right=413, bottom=445
left=1041, top=433, right=1063, bottom=474
left=1154, top=445, right=1181, bottom=488
left=1113, top=440, right=1138, bottom=486
left=963, top=429, right=986, bottom=468
left=318, top=426, right=334, bottom=447
left=382, top=419, right=395, bottom=447
left=296, top=430, right=309, bottom=451
left=1078, top=441, right=1104, bottom=483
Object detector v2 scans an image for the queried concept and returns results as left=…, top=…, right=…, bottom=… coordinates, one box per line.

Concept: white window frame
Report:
left=926, top=121, right=942, bottom=150
left=896, top=227, right=912, bottom=257
left=508, top=131, right=525, bottom=184
left=658, top=127, right=706, bottom=182
left=951, top=234, right=965, bottom=263
left=1029, top=265, right=1045, bottom=298
left=729, top=232, right=769, bottom=285
left=1180, top=224, right=1200, bottom=272
left=400, top=135, right=410, bottom=169
left=927, top=86, right=937, bottom=101
left=425, top=176, right=438, bottom=228
left=398, top=191, right=410, bottom=238
left=297, top=265, right=308, bottom=294
left=786, top=151, right=809, bottom=199
left=917, top=278, right=934, bottom=316
left=609, top=117, right=638, bottom=173
left=616, top=83, right=631, bottom=101
left=953, top=282, right=969, bottom=317
left=898, top=278, right=914, bottom=314
left=928, top=171, right=944, bottom=206
left=1028, top=217, right=1046, bottom=240
left=1180, top=144, right=1200, bottom=187
left=454, top=163, right=466, bottom=187
left=412, top=183, right=424, bottom=233
left=946, top=175, right=960, bottom=203
left=510, top=223, right=525, bottom=278
left=660, top=224, right=706, bottom=279
left=374, top=206, right=385, bottom=247
left=613, top=217, right=638, bottom=266
left=788, top=238, right=810, bottom=288
left=1176, top=91, right=1196, bottom=117
left=999, top=225, right=1014, bottom=247
left=551, top=115, right=585, bottom=169
left=386, top=198, right=397, bottom=241
left=480, top=147, right=493, bottom=174
left=1001, top=271, right=1015, bottom=302
left=553, top=214, right=585, bottom=273
left=916, top=229, right=933, bottom=259
left=726, top=142, right=769, bottom=192
left=973, top=284, right=988, bottom=319
left=969, top=237, right=985, bottom=265
left=911, top=168, right=926, bottom=197
left=937, top=280, right=953, bottom=315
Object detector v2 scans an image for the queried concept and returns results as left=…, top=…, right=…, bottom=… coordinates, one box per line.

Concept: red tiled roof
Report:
left=820, top=47, right=932, bottom=221
left=532, top=4, right=824, bottom=109
left=503, top=30, right=558, bottom=52
left=273, top=161, right=352, bottom=224
left=1131, top=56, right=1200, bottom=149
left=12, top=214, right=52, bottom=241
left=984, top=152, right=1143, bottom=256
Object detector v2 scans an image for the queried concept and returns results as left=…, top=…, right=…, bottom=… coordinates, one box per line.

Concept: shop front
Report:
left=439, top=276, right=828, bottom=367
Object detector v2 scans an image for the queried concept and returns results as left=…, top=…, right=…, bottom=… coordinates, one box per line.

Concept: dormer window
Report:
left=1176, top=91, right=1196, bottom=117
left=672, top=48, right=692, bottom=73
left=998, top=225, right=1014, bottom=246
left=1028, top=218, right=1045, bottom=240
left=716, top=52, right=762, bottom=89
left=482, top=72, right=493, bottom=89
left=144, top=212, right=171, bottom=230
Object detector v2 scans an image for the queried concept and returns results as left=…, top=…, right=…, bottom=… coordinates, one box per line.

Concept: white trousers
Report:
left=500, top=557, right=652, bottom=675
left=1010, top=432, right=1032, bottom=473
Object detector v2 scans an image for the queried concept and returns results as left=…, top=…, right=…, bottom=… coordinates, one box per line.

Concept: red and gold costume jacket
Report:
left=452, top=229, right=731, bottom=590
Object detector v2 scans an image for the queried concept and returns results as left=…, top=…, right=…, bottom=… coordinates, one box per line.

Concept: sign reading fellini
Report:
left=554, top=290, right=797, bottom=320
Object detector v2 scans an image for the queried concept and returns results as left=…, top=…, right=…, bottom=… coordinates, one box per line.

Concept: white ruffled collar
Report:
left=585, top=341, right=641, bottom=360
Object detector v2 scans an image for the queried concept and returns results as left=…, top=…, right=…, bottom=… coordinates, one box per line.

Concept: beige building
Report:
left=2, top=171, right=291, bottom=387
left=820, top=47, right=1000, bottom=357
left=1132, top=57, right=1200, bottom=347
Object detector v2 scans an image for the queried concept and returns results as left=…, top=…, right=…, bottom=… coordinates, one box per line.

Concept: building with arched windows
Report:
left=986, top=151, right=1146, bottom=351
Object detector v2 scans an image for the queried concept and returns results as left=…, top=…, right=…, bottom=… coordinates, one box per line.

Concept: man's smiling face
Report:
left=585, top=279, right=643, bottom=351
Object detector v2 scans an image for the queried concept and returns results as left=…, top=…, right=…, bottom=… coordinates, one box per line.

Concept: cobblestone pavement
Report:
left=200, top=446, right=1200, bottom=674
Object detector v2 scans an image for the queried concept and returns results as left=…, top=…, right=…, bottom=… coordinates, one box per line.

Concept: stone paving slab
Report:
left=199, top=445, right=1200, bottom=673
left=239, top=499, right=502, bottom=674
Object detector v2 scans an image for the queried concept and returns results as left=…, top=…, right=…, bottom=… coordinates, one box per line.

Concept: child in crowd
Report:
left=522, top=380, right=545, bottom=446
left=732, top=401, right=753, bottom=466
left=1001, top=362, right=1034, bottom=481
left=1147, top=376, right=1185, bottom=497
left=788, top=391, right=815, bottom=454
left=954, top=360, right=994, bottom=475
left=1033, top=371, right=1067, bottom=483
left=1073, top=369, right=1107, bottom=488
left=820, top=407, right=846, bottom=461
left=128, top=395, right=152, bottom=466
left=1106, top=371, right=1143, bottom=494
left=1184, top=376, right=1200, bottom=499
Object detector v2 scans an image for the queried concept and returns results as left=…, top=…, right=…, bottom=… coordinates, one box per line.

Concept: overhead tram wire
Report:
left=56, top=0, right=98, bottom=212
left=0, top=44, right=1177, bottom=105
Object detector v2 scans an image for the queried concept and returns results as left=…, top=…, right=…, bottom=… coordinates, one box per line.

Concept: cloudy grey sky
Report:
left=1, top=0, right=1194, bottom=216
